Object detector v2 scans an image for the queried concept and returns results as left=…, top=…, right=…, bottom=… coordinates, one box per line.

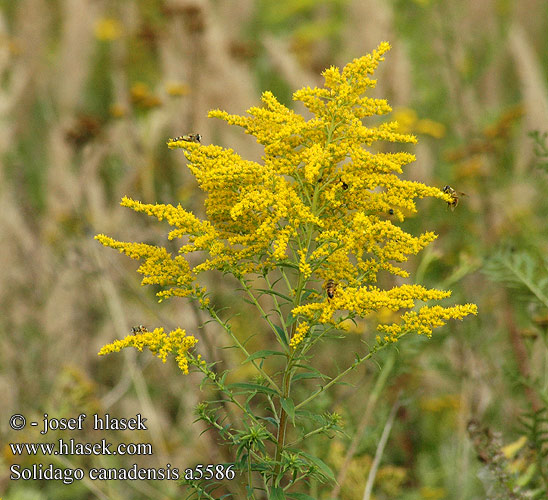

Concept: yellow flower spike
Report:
left=298, top=250, right=312, bottom=279
left=98, top=328, right=198, bottom=374
left=290, top=322, right=310, bottom=348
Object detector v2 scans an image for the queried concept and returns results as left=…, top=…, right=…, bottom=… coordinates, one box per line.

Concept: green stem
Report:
left=288, top=424, right=332, bottom=446
left=296, top=342, right=383, bottom=410
left=190, top=353, right=276, bottom=440
left=296, top=329, right=411, bottom=411
left=264, top=274, right=290, bottom=344
left=273, top=325, right=296, bottom=478
left=247, top=460, right=254, bottom=499
left=239, top=278, right=289, bottom=349
left=272, top=110, right=342, bottom=483
left=207, top=306, right=281, bottom=393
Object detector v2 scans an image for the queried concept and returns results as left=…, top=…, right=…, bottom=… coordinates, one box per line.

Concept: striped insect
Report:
left=131, top=325, right=149, bottom=335
left=325, top=279, right=338, bottom=300
left=443, top=185, right=466, bottom=211
left=170, top=133, right=201, bottom=143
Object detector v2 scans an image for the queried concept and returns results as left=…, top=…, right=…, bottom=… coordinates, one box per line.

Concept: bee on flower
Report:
left=443, top=185, right=466, bottom=211
left=325, top=279, right=338, bottom=300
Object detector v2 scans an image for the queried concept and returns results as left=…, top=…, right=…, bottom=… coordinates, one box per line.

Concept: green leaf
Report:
left=256, top=288, right=293, bottom=302
left=274, top=324, right=289, bottom=347
left=277, top=261, right=299, bottom=270
left=227, top=382, right=278, bottom=396
left=484, top=249, right=548, bottom=308
left=243, top=350, right=285, bottom=363
left=516, top=462, right=537, bottom=487
left=285, top=313, right=298, bottom=327
left=288, top=494, right=316, bottom=500
left=293, top=372, right=322, bottom=381
left=293, top=364, right=327, bottom=379
left=299, top=451, right=336, bottom=483
left=258, top=415, right=279, bottom=426
left=270, top=487, right=286, bottom=500
left=281, top=397, right=296, bottom=424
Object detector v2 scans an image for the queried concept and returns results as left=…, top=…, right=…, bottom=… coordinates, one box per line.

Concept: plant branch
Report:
left=206, top=305, right=281, bottom=393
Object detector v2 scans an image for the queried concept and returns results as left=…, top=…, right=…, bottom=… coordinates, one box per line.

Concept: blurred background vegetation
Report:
left=1, top=0, right=547, bottom=499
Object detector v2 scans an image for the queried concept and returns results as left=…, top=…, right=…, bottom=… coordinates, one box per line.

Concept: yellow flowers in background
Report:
left=165, top=81, right=191, bottom=96
left=94, top=18, right=123, bottom=42
left=129, top=82, right=162, bottom=109
left=393, top=108, right=446, bottom=139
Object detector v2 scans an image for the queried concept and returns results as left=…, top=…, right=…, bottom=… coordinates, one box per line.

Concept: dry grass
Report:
left=1, top=0, right=547, bottom=498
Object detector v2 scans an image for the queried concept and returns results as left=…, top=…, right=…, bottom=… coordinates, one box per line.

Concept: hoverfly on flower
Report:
left=170, top=133, right=201, bottom=143
left=131, top=325, right=149, bottom=335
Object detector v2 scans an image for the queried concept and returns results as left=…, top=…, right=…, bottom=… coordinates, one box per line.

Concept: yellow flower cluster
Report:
left=298, top=249, right=312, bottom=279
left=96, top=41, right=476, bottom=351
left=98, top=327, right=198, bottom=374
left=377, top=303, right=478, bottom=343
left=94, top=233, right=198, bottom=301
left=290, top=322, right=310, bottom=348
left=173, top=142, right=321, bottom=269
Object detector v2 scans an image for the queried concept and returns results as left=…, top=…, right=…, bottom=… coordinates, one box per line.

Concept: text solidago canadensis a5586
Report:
left=95, top=42, right=477, bottom=496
